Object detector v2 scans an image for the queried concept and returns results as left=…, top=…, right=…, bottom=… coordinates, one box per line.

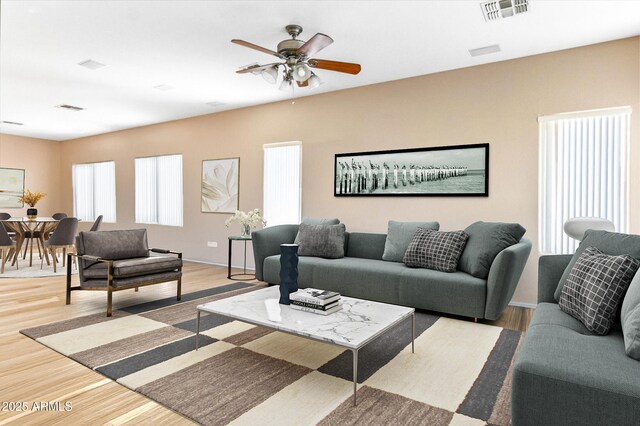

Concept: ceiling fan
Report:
left=232, top=24, right=361, bottom=91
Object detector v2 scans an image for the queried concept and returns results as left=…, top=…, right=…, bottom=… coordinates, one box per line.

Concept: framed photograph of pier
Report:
left=334, top=143, right=489, bottom=197
left=0, top=167, right=25, bottom=208
left=201, top=157, right=240, bottom=213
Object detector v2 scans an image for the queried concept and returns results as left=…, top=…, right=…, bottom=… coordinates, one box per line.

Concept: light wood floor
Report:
left=0, top=262, right=532, bottom=425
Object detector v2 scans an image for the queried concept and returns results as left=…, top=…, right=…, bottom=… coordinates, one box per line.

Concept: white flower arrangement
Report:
left=225, top=208, right=267, bottom=228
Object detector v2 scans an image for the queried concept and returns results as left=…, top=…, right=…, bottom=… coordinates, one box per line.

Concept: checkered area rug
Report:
left=21, top=283, right=521, bottom=425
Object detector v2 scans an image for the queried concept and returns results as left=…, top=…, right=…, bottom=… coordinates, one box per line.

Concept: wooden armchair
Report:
left=66, top=229, right=182, bottom=316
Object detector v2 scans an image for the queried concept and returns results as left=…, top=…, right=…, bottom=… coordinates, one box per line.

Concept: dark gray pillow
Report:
left=621, top=271, right=640, bottom=360
left=403, top=228, right=469, bottom=273
left=294, top=217, right=340, bottom=244
left=297, top=223, right=345, bottom=259
left=554, top=230, right=640, bottom=301
left=78, top=229, right=149, bottom=260
left=382, top=220, right=440, bottom=262
left=458, top=221, right=526, bottom=279
left=559, top=246, right=640, bottom=335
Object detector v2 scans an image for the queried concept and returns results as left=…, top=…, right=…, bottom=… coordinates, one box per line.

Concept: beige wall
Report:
left=0, top=133, right=63, bottom=216
left=54, top=37, right=640, bottom=305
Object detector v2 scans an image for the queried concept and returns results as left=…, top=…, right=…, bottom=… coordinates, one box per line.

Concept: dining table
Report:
left=0, top=217, right=60, bottom=267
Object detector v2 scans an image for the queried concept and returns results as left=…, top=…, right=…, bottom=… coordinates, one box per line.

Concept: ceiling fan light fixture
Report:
left=292, top=63, right=312, bottom=82
left=261, top=66, right=278, bottom=84
left=279, top=77, right=293, bottom=92
left=307, top=73, right=322, bottom=89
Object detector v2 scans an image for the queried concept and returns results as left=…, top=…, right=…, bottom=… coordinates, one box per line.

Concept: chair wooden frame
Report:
left=66, top=249, right=182, bottom=317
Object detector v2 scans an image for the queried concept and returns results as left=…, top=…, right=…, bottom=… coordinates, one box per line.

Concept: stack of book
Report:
left=289, top=288, right=342, bottom=315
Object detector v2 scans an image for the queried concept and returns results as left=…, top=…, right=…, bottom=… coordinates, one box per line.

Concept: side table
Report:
left=228, top=235, right=255, bottom=280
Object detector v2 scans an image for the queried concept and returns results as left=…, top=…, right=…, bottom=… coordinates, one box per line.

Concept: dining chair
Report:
left=0, top=213, right=15, bottom=238
left=41, top=217, right=78, bottom=272
left=89, top=215, right=103, bottom=231
left=52, top=213, right=68, bottom=220
left=0, top=225, right=18, bottom=273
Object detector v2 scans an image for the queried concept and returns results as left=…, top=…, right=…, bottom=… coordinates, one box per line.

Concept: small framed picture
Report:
left=201, top=158, right=240, bottom=213
left=334, top=143, right=489, bottom=197
left=0, top=167, right=26, bottom=208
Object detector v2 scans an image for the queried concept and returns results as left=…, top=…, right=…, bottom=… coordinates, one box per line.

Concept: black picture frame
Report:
left=334, top=143, right=489, bottom=197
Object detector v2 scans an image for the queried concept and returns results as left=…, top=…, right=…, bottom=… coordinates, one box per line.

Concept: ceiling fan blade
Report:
left=296, top=80, right=309, bottom=88
left=297, top=33, right=333, bottom=57
left=308, top=59, right=361, bottom=75
left=236, top=63, right=280, bottom=74
left=231, top=39, right=283, bottom=58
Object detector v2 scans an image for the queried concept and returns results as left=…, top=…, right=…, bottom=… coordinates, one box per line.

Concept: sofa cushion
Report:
left=399, top=268, right=486, bottom=318
left=621, top=272, right=640, bottom=360
left=83, top=254, right=183, bottom=279
left=346, top=232, right=387, bottom=260
left=403, top=228, right=468, bottom=272
left=263, top=254, right=321, bottom=286
left=382, top=220, right=440, bottom=262
left=297, top=223, right=345, bottom=259
left=559, top=247, right=639, bottom=335
left=294, top=217, right=340, bottom=244
left=555, top=230, right=640, bottom=301
left=458, top=221, right=526, bottom=279
left=78, top=229, right=149, bottom=260
left=513, top=303, right=640, bottom=425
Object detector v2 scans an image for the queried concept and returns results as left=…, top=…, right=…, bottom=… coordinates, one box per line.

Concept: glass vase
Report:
left=241, top=224, right=251, bottom=237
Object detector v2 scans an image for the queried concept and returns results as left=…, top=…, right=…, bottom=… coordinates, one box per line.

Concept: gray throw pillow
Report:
left=403, top=228, right=469, bottom=273
left=294, top=217, right=340, bottom=244
left=297, top=223, right=346, bottom=259
left=554, top=230, right=640, bottom=301
left=559, top=246, right=640, bottom=335
left=382, top=220, right=440, bottom=262
left=621, top=272, right=640, bottom=360
left=458, top=221, right=526, bottom=279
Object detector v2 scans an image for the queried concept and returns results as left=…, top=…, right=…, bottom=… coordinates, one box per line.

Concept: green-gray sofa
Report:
left=252, top=224, right=532, bottom=320
left=512, top=254, right=640, bottom=425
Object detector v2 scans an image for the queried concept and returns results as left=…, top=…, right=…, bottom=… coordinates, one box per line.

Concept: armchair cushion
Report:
left=83, top=254, right=182, bottom=279
left=81, top=270, right=182, bottom=289
left=77, top=229, right=149, bottom=260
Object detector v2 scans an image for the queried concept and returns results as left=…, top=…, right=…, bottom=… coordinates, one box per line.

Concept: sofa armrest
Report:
left=150, top=248, right=182, bottom=258
left=251, top=225, right=299, bottom=281
left=538, top=254, right=572, bottom=303
left=484, top=237, right=532, bottom=320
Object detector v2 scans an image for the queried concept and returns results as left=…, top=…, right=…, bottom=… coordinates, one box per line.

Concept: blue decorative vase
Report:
left=279, top=244, right=299, bottom=305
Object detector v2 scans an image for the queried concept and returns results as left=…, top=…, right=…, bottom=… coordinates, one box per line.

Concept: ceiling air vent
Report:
left=206, top=101, right=226, bottom=108
left=78, top=59, right=106, bottom=70
left=56, top=104, right=84, bottom=111
left=1, top=120, right=24, bottom=126
left=153, top=84, right=175, bottom=91
left=480, top=0, right=529, bottom=21
left=469, top=44, right=501, bottom=57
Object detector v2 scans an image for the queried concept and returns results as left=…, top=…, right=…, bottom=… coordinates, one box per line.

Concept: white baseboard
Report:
left=509, top=301, right=536, bottom=309
left=182, top=257, right=256, bottom=271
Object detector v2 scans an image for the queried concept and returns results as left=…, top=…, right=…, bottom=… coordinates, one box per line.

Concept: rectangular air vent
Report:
left=56, top=104, right=84, bottom=111
left=78, top=59, right=106, bottom=70
left=480, top=0, right=529, bottom=21
left=469, top=44, right=501, bottom=57
left=206, top=101, right=226, bottom=108
left=153, top=84, right=175, bottom=91
left=1, top=120, right=24, bottom=125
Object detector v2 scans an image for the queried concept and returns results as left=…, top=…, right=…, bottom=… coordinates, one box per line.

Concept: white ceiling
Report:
left=1, top=1, right=639, bottom=141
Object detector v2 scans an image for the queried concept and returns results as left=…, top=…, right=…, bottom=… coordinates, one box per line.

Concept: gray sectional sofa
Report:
left=512, top=254, right=640, bottom=426
left=252, top=224, right=532, bottom=320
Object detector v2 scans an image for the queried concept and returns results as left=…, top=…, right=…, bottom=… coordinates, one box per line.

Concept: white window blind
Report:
left=72, top=161, right=116, bottom=222
left=263, top=142, right=301, bottom=226
left=539, top=107, right=631, bottom=254
left=135, top=154, right=183, bottom=226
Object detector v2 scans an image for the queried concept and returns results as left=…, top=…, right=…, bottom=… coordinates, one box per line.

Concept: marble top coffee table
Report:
left=196, top=286, right=415, bottom=405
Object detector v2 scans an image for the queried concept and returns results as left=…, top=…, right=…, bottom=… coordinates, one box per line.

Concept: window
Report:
left=539, top=107, right=631, bottom=254
left=263, top=142, right=301, bottom=226
left=135, top=154, right=183, bottom=226
left=72, top=161, right=116, bottom=222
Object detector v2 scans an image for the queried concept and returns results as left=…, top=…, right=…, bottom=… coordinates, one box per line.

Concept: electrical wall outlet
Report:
left=207, top=241, right=218, bottom=248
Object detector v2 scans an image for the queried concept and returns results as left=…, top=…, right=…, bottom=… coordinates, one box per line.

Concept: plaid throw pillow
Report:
left=403, top=228, right=469, bottom=272
left=559, top=246, right=640, bottom=335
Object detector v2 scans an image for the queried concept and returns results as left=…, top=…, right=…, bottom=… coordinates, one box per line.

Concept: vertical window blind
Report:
left=263, top=142, right=301, bottom=226
left=72, top=161, right=116, bottom=222
left=539, top=107, right=631, bottom=254
left=135, top=154, right=183, bottom=226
